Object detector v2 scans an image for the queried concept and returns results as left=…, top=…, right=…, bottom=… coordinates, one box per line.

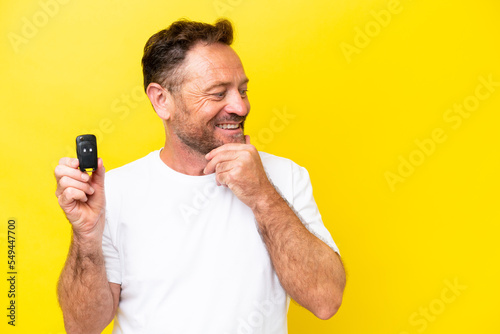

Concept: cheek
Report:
left=200, top=104, right=228, bottom=123
left=192, top=99, right=222, bottom=118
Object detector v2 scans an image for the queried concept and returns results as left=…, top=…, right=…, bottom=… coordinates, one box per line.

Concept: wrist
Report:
left=71, top=227, right=104, bottom=259
left=252, top=186, right=285, bottom=224
left=71, top=213, right=105, bottom=246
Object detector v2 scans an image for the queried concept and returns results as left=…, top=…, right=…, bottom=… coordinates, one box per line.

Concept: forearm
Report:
left=58, top=233, right=115, bottom=333
left=253, top=189, right=345, bottom=320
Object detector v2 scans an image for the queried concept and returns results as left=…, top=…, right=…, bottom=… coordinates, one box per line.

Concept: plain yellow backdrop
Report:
left=1, top=0, right=499, bottom=333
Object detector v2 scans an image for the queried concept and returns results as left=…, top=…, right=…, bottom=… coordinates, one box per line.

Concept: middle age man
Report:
left=56, top=19, right=346, bottom=333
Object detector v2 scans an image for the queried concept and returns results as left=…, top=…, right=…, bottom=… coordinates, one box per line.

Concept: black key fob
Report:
left=76, top=134, right=98, bottom=172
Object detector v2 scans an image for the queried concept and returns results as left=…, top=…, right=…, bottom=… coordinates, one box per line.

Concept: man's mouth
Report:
left=215, top=123, right=241, bottom=130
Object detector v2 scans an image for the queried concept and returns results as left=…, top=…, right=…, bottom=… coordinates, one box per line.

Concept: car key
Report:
left=76, top=134, right=98, bottom=172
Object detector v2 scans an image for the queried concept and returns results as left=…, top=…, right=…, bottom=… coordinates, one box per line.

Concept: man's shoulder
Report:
left=259, top=151, right=296, bottom=167
left=258, top=151, right=304, bottom=173
left=258, top=151, right=307, bottom=186
left=105, top=150, right=159, bottom=182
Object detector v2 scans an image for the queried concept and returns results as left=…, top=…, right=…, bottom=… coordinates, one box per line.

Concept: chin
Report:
left=231, top=133, right=245, bottom=143
left=217, top=133, right=245, bottom=145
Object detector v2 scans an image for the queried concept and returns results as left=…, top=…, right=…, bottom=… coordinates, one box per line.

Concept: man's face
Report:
left=168, top=42, right=250, bottom=155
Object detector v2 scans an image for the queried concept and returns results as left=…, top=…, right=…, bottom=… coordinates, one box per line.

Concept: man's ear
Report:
left=146, top=83, right=173, bottom=120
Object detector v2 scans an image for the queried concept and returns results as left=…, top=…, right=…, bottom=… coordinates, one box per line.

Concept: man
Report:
left=55, top=19, right=345, bottom=333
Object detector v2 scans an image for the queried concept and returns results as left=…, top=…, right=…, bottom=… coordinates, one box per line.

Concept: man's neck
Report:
left=159, top=139, right=208, bottom=176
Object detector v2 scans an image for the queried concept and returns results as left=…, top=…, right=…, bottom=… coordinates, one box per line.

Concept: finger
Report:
left=89, top=158, right=105, bottom=188
left=215, top=169, right=226, bottom=186
left=59, top=157, right=80, bottom=168
left=215, top=161, right=230, bottom=174
left=214, top=163, right=246, bottom=189
left=206, top=140, right=257, bottom=160
left=215, top=160, right=244, bottom=176
left=58, top=187, right=89, bottom=208
left=57, top=175, right=95, bottom=197
left=214, top=170, right=233, bottom=188
left=55, top=164, right=90, bottom=184
left=206, top=142, right=249, bottom=160
left=204, top=150, right=239, bottom=174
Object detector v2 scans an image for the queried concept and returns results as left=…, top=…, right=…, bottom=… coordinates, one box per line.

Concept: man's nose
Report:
left=225, top=90, right=249, bottom=116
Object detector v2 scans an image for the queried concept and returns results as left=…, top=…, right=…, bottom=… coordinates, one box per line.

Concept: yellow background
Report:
left=1, top=0, right=499, bottom=333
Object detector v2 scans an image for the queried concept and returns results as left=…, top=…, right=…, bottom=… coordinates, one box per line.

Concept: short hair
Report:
left=141, top=18, right=234, bottom=93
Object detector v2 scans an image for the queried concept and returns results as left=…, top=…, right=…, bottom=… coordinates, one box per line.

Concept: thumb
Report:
left=90, top=158, right=106, bottom=189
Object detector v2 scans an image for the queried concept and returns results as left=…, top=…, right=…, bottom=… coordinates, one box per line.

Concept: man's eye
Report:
left=240, top=89, right=248, bottom=97
left=213, top=91, right=226, bottom=98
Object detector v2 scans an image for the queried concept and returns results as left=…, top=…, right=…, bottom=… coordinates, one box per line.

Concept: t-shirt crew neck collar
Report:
left=153, top=148, right=216, bottom=183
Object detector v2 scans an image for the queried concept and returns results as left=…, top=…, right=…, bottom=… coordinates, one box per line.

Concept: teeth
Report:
left=216, top=124, right=239, bottom=129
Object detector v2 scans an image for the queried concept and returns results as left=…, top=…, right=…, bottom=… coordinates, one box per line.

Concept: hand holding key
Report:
left=54, top=157, right=106, bottom=240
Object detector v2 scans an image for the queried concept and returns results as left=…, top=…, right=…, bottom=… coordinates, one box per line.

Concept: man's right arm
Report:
left=55, top=157, right=119, bottom=333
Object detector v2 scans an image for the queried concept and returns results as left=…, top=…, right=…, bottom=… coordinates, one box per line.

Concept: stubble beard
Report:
left=171, top=102, right=246, bottom=156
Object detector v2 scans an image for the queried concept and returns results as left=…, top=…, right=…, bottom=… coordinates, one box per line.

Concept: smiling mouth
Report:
left=215, top=123, right=241, bottom=130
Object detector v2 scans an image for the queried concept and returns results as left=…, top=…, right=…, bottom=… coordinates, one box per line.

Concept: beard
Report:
left=170, top=100, right=247, bottom=156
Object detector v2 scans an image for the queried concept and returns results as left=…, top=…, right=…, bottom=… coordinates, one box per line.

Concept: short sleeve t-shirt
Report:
left=102, top=150, right=339, bottom=334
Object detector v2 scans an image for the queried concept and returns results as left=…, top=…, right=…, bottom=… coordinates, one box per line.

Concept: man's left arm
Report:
left=204, top=136, right=346, bottom=320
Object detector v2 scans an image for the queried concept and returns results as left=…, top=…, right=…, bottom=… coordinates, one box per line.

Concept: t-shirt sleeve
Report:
left=102, top=218, right=122, bottom=284
left=291, top=164, right=340, bottom=255
left=102, top=174, right=122, bottom=284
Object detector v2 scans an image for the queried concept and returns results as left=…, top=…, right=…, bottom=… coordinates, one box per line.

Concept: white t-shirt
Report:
left=102, top=150, right=339, bottom=334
